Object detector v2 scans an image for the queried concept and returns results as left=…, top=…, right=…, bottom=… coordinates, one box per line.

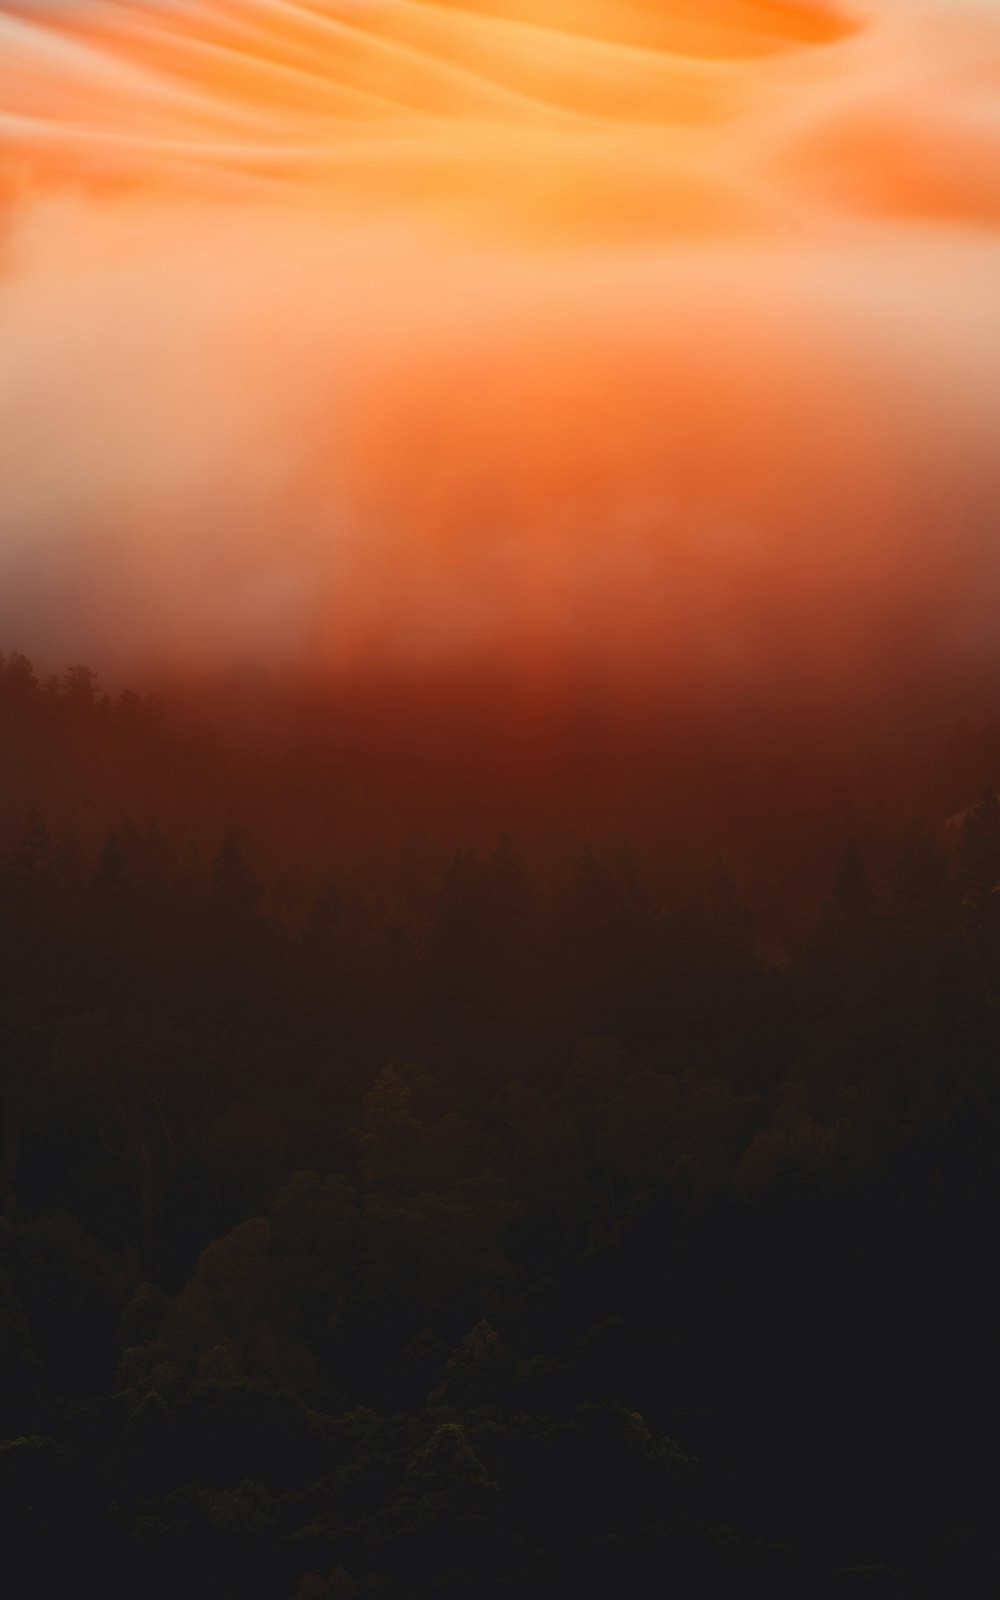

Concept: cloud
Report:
left=1, top=1, right=999, bottom=737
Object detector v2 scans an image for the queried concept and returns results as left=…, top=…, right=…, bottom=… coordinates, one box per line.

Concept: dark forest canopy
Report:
left=1, top=647, right=1000, bottom=1596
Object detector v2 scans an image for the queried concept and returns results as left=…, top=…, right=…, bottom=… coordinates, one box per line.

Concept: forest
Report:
left=1, top=648, right=999, bottom=1596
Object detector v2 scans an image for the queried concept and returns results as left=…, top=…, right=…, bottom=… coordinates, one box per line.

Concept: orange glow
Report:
left=1, top=2, right=1000, bottom=743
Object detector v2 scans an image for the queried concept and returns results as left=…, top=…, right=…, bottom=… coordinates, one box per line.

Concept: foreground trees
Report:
left=1, top=656, right=999, bottom=1596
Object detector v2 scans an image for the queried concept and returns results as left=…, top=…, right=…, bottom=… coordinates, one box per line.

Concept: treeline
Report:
left=7, top=645, right=1000, bottom=885
left=1, top=651, right=999, bottom=1595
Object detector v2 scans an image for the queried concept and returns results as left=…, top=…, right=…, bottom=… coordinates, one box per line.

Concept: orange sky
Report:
left=1, top=2, right=1000, bottom=728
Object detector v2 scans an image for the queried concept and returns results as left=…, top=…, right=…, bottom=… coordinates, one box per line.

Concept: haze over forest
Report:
left=3, top=9, right=1000, bottom=1599
left=2, top=2, right=999, bottom=730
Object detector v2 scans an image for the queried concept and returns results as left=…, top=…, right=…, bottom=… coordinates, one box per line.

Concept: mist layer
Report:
left=1, top=1, right=1000, bottom=735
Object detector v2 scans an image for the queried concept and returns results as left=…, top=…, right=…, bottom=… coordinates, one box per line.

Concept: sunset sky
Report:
left=2, top=1, right=1000, bottom=723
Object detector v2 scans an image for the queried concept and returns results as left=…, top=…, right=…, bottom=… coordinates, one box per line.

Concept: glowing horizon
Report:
left=2, top=1, right=1000, bottom=731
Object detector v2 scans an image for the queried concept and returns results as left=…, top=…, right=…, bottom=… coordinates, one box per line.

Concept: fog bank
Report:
left=2, top=1, right=1000, bottom=737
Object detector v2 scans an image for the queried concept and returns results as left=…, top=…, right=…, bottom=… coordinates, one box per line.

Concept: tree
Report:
left=210, top=830, right=264, bottom=922
left=883, top=819, right=953, bottom=949
left=0, top=1001, right=48, bottom=1216
left=52, top=1013, right=220, bottom=1260
left=60, top=663, right=100, bottom=716
left=959, top=786, right=1000, bottom=907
